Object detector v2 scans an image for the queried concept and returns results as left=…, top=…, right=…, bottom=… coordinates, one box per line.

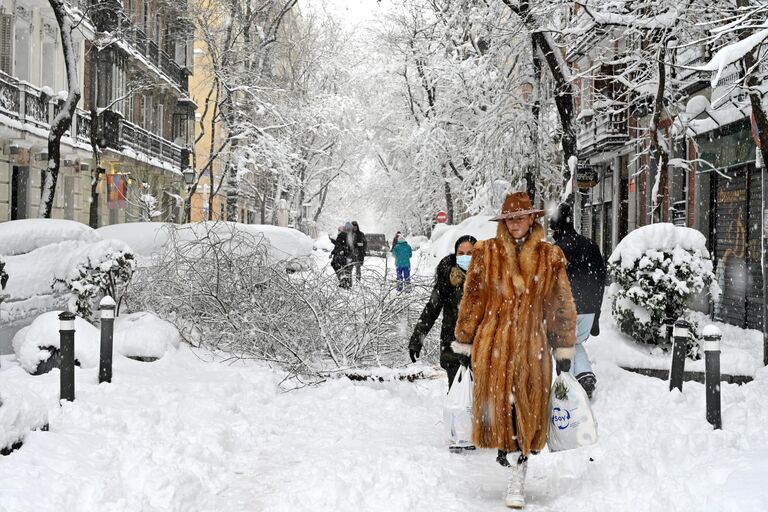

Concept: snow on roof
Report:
left=609, top=223, right=709, bottom=269
left=0, top=219, right=101, bottom=256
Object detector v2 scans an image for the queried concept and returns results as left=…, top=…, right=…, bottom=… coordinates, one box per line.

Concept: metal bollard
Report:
left=59, top=311, right=76, bottom=402
left=99, top=296, right=116, bottom=384
left=703, top=325, right=722, bottom=430
left=669, top=319, right=690, bottom=392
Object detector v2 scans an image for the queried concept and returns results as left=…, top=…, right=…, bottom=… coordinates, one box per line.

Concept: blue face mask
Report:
left=456, top=255, right=472, bottom=271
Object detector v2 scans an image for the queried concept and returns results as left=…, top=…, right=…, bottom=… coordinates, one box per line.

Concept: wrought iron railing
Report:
left=0, top=71, right=20, bottom=118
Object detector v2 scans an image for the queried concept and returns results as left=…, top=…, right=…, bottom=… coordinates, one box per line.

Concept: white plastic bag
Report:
left=547, top=372, right=598, bottom=452
left=444, top=365, right=473, bottom=446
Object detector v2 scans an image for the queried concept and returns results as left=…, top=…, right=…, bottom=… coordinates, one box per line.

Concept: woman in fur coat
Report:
left=452, top=192, right=577, bottom=509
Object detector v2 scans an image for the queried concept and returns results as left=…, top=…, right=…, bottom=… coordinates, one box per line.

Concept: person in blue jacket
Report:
left=391, top=235, right=413, bottom=292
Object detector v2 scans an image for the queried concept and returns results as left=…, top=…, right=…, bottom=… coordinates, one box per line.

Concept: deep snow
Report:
left=1, top=323, right=768, bottom=511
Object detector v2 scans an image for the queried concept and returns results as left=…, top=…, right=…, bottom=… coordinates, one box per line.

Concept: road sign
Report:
left=435, top=210, right=448, bottom=223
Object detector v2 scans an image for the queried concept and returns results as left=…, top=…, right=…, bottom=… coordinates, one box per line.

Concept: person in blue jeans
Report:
left=549, top=203, right=606, bottom=399
left=391, top=235, right=413, bottom=292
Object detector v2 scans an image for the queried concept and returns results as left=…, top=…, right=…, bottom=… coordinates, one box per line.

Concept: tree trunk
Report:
left=648, top=39, right=669, bottom=223
left=88, top=45, right=101, bottom=228
left=443, top=165, right=455, bottom=224
left=529, top=31, right=577, bottom=200
left=40, top=0, right=82, bottom=218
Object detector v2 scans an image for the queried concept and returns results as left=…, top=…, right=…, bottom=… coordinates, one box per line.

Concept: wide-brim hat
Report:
left=490, top=192, right=545, bottom=221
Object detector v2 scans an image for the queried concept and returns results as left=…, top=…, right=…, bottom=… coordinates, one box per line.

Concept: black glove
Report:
left=457, top=354, right=471, bottom=368
left=409, top=349, right=420, bottom=363
left=556, top=358, right=571, bottom=375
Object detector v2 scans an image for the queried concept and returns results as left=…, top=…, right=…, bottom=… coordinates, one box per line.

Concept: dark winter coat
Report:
left=350, top=231, right=367, bottom=262
left=454, top=222, right=577, bottom=455
left=552, top=226, right=606, bottom=315
left=330, top=232, right=352, bottom=270
left=409, top=254, right=467, bottom=369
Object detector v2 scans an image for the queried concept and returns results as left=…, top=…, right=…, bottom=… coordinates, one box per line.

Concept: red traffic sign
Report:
left=435, top=211, right=448, bottom=223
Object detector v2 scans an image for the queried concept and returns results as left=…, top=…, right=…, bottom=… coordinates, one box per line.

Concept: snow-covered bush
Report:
left=12, top=311, right=100, bottom=374
left=127, top=222, right=436, bottom=380
left=608, top=224, right=720, bottom=357
left=53, top=241, right=136, bottom=320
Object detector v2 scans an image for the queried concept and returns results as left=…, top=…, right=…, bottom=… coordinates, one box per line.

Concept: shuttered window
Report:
left=0, top=14, right=13, bottom=75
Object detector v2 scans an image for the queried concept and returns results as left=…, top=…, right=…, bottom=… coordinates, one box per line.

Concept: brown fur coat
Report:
left=454, top=222, right=577, bottom=455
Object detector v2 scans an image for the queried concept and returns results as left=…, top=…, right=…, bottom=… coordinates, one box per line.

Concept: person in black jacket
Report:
left=350, top=221, right=367, bottom=281
left=549, top=203, right=606, bottom=399
left=408, top=235, right=477, bottom=389
left=331, top=224, right=353, bottom=288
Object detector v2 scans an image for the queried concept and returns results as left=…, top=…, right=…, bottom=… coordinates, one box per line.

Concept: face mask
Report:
left=456, top=255, right=471, bottom=271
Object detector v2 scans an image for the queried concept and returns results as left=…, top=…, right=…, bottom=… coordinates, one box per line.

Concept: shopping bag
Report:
left=444, top=365, right=473, bottom=446
left=547, top=372, right=598, bottom=452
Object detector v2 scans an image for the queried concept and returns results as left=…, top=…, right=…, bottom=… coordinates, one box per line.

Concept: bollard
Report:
left=669, top=319, right=690, bottom=392
left=59, top=311, right=76, bottom=402
left=99, top=296, right=116, bottom=384
left=703, top=325, right=722, bottom=430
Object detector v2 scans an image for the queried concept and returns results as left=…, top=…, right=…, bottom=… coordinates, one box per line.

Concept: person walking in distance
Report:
left=549, top=203, right=606, bottom=399
left=391, top=234, right=413, bottom=292
left=330, top=224, right=352, bottom=288
left=452, top=192, right=576, bottom=509
left=350, top=221, right=367, bottom=281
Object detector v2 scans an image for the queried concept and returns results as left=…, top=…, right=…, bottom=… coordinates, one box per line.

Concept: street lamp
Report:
left=183, top=166, right=195, bottom=187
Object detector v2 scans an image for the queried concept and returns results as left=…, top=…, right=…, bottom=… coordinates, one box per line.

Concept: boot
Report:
left=505, top=456, right=528, bottom=509
left=577, top=372, right=597, bottom=399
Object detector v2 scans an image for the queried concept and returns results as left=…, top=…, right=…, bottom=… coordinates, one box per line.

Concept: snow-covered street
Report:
left=2, top=333, right=767, bottom=512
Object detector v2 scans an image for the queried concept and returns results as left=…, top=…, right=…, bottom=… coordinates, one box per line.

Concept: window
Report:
left=13, top=20, right=29, bottom=81
left=0, top=14, right=13, bottom=74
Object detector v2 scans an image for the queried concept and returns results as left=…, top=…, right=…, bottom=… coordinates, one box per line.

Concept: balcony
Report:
left=99, top=110, right=182, bottom=170
left=0, top=71, right=91, bottom=145
left=0, top=71, right=180, bottom=170
left=577, top=103, right=629, bottom=157
left=112, top=11, right=187, bottom=91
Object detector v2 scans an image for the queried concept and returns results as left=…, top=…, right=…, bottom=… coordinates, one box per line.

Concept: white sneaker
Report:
left=505, top=459, right=528, bottom=508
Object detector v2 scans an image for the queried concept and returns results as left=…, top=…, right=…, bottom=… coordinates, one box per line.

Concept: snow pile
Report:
left=0, top=219, right=100, bottom=256
left=96, top=222, right=171, bottom=258
left=114, top=312, right=181, bottom=359
left=1, top=341, right=767, bottom=510
left=11, top=311, right=100, bottom=374
left=176, top=222, right=314, bottom=265
left=0, top=377, right=48, bottom=452
left=405, top=235, right=428, bottom=250
left=314, top=231, right=335, bottom=252
left=423, top=215, right=497, bottom=265
left=608, top=223, right=720, bottom=356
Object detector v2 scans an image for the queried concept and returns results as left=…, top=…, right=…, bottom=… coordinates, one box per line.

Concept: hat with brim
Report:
left=490, top=192, right=545, bottom=221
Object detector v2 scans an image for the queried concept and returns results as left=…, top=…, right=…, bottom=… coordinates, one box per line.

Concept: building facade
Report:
left=566, top=6, right=764, bottom=330
left=0, top=0, right=195, bottom=226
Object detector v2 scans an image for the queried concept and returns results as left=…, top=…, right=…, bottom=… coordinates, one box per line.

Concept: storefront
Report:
left=697, top=122, right=763, bottom=330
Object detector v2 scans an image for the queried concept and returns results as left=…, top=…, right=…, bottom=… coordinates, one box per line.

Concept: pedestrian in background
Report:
left=549, top=202, right=606, bottom=399
left=391, top=234, right=413, bottom=292
left=350, top=221, right=367, bottom=281
left=330, top=224, right=351, bottom=288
